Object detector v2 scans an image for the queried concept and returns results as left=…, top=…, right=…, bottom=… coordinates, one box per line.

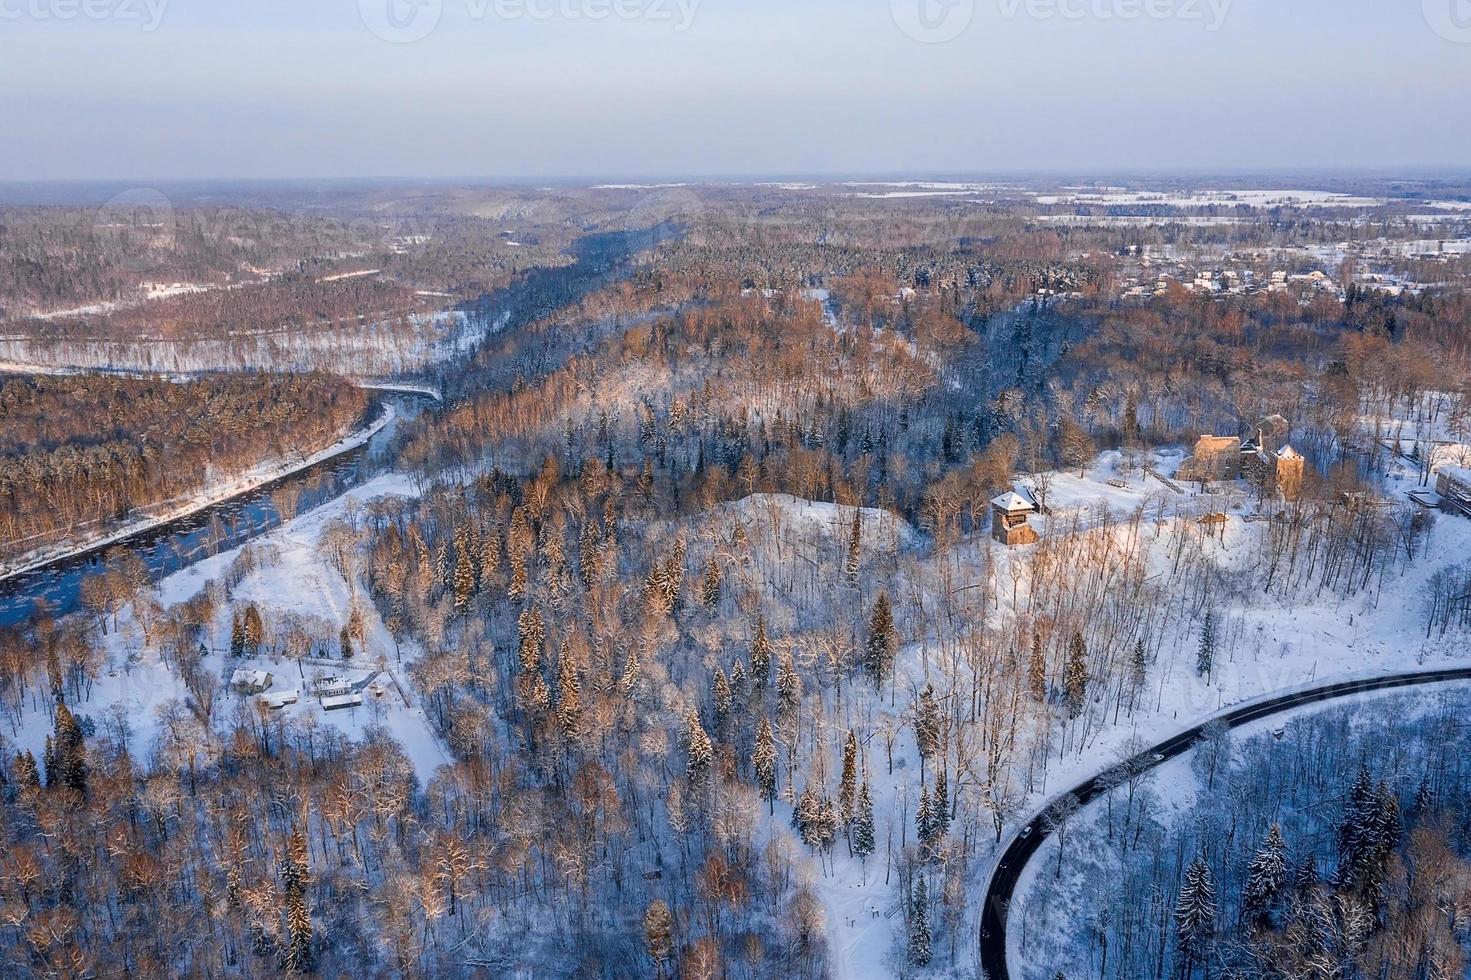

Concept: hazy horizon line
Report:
left=4, top=164, right=1471, bottom=190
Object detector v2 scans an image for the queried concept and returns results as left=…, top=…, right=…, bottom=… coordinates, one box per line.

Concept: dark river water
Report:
left=0, top=222, right=662, bottom=631
left=0, top=392, right=431, bottom=630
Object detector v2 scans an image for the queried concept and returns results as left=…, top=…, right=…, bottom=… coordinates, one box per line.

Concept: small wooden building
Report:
left=992, top=490, right=1039, bottom=546
left=260, top=689, right=300, bottom=710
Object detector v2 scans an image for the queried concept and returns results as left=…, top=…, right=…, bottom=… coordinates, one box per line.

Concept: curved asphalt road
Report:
left=978, top=666, right=1471, bottom=980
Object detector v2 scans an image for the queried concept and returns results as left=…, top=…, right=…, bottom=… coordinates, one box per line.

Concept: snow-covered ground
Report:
left=354, top=380, right=443, bottom=401
left=0, top=307, right=499, bottom=376
left=0, top=361, right=446, bottom=404
left=1036, top=214, right=1250, bottom=227
left=841, top=181, right=1014, bottom=193
left=727, top=437, right=1471, bottom=978
left=28, top=300, right=121, bottom=320
left=20, top=278, right=251, bottom=321
left=969, top=452, right=1471, bottom=978
left=722, top=493, right=923, bottom=556
left=318, top=269, right=381, bottom=283
left=0, top=402, right=396, bottom=583
left=997, top=444, right=1471, bottom=757
left=1008, top=680, right=1471, bottom=979
left=853, top=191, right=976, bottom=199
left=1031, top=188, right=1388, bottom=209
left=2, top=471, right=448, bottom=785
left=42, top=429, right=1457, bottom=979
left=11, top=387, right=1470, bottom=979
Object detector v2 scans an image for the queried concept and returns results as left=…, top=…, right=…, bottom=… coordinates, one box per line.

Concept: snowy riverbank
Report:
left=0, top=360, right=445, bottom=403
left=0, top=402, right=397, bottom=585
left=1, top=470, right=446, bottom=785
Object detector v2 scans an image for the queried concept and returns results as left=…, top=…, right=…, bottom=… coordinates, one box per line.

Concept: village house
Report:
left=992, top=489, right=1040, bottom=546
left=310, top=675, right=353, bottom=698
left=260, top=689, right=300, bottom=710
left=1435, top=466, right=1471, bottom=517
left=230, top=668, right=273, bottom=696
left=1178, top=434, right=1246, bottom=482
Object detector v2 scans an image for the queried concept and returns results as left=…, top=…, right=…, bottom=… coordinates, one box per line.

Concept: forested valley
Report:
left=1, top=182, right=1470, bottom=979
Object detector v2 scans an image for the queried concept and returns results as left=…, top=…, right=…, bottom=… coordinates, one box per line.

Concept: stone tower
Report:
left=1274, top=445, right=1305, bottom=500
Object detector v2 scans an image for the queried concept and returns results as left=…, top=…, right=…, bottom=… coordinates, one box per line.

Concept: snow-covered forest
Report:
left=1013, top=687, right=1471, bottom=980
left=0, top=373, right=372, bottom=572
left=2, top=180, right=1471, bottom=979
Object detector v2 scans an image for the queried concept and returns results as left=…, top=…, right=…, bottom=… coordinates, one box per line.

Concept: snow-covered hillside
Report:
left=2, top=473, right=446, bottom=784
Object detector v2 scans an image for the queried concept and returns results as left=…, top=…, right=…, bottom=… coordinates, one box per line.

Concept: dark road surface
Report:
left=978, top=666, right=1471, bottom=979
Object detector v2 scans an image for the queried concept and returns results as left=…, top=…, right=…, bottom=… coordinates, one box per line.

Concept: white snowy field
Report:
left=0, top=402, right=397, bottom=583
left=20, top=278, right=249, bottom=321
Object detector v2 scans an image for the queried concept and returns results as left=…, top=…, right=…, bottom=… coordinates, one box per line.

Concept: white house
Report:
left=321, top=693, right=364, bottom=711
left=1436, top=466, right=1471, bottom=516
left=230, top=669, right=273, bottom=695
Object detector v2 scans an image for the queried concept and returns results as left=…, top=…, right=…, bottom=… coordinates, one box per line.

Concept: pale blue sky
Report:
left=2, top=0, right=1469, bottom=180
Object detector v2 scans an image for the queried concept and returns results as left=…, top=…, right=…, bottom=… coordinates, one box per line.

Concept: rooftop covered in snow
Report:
left=992, top=490, right=1036, bottom=512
